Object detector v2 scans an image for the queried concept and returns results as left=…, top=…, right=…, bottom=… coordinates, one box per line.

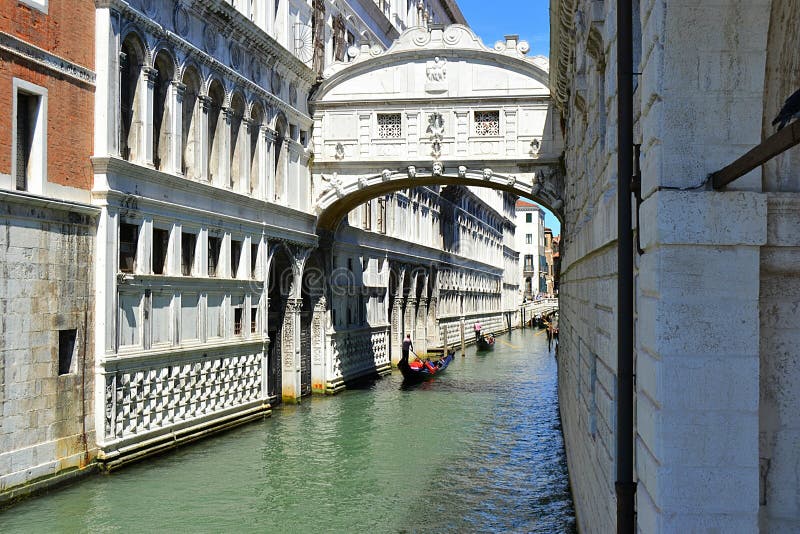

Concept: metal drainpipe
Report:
left=616, top=0, right=636, bottom=532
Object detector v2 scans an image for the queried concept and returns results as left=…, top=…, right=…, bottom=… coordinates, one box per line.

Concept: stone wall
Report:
left=0, top=193, right=97, bottom=501
left=551, top=0, right=781, bottom=531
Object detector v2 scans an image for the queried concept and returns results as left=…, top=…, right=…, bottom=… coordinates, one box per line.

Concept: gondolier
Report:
left=401, top=334, right=413, bottom=366
left=474, top=321, right=482, bottom=340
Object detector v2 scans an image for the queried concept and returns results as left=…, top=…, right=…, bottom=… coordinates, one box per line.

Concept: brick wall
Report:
left=0, top=0, right=95, bottom=68
left=0, top=0, right=94, bottom=190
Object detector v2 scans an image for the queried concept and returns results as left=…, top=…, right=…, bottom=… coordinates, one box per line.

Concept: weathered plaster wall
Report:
left=0, top=194, right=97, bottom=501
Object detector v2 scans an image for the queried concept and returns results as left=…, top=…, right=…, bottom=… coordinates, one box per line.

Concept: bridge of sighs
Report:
left=276, top=24, right=564, bottom=400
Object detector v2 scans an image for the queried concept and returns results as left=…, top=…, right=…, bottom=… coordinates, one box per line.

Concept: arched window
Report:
left=152, top=50, right=175, bottom=172
left=229, top=92, right=246, bottom=191
left=273, top=114, right=287, bottom=201
left=181, top=66, right=202, bottom=179
left=120, top=33, right=145, bottom=162
left=250, top=103, right=265, bottom=197
left=207, top=79, right=226, bottom=183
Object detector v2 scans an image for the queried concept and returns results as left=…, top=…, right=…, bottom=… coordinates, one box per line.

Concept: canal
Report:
left=0, top=328, right=575, bottom=532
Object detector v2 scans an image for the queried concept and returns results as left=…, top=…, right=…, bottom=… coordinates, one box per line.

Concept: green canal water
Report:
left=0, top=328, right=575, bottom=533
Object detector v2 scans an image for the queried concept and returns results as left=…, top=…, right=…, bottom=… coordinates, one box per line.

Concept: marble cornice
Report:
left=0, top=32, right=95, bottom=87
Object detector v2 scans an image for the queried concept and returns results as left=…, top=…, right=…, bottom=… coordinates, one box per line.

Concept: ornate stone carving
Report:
left=358, top=175, right=369, bottom=189
left=320, top=172, right=344, bottom=198
left=104, top=354, right=263, bottom=440
left=428, top=112, right=444, bottom=158
left=530, top=138, right=541, bottom=158
left=271, top=70, right=282, bottom=96
left=230, top=43, right=242, bottom=69
left=203, top=24, right=218, bottom=54
left=483, top=168, right=493, bottom=180
left=334, top=142, right=345, bottom=160
left=408, top=165, right=417, bottom=178
left=425, top=56, right=448, bottom=93
left=251, top=59, right=262, bottom=84
left=432, top=161, right=444, bottom=176
left=173, top=5, right=189, bottom=37
left=381, top=169, right=392, bottom=181
left=507, top=175, right=517, bottom=187
left=458, top=165, right=467, bottom=178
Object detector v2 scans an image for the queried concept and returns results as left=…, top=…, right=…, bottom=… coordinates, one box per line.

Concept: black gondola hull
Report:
left=398, top=351, right=455, bottom=383
left=476, top=336, right=496, bottom=351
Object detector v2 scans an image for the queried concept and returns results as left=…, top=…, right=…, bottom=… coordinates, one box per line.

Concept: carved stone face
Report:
left=408, top=165, right=417, bottom=178
left=458, top=165, right=467, bottom=178
left=432, top=161, right=443, bottom=176
left=382, top=169, right=392, bottom=181
left=483, top=168, right=493, bottom=180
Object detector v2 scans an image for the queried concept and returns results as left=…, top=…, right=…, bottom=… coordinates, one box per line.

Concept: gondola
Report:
left=476, top=333, right=496, bottom=351
left=398, top=350, right=455, bottom=383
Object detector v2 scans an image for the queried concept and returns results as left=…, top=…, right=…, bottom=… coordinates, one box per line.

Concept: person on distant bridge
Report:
left=401, top=334, right=413, bottom=366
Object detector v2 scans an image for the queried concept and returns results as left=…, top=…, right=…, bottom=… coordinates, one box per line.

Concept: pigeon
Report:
left=772, top=87, right=800, bottom=130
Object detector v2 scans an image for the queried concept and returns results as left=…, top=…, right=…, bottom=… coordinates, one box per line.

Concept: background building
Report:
left=514, top=199, right=546, bottom=300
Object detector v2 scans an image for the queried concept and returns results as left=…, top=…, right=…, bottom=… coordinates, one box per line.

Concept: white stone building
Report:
left=551, top=0, right=800, bottom=531
left=514, top=199, right=546, bottom=301
left=87, top=0, right=479, bottom=469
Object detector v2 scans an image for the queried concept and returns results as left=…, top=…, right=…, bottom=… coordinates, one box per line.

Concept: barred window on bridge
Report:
left=475, top=111, right=500, bottom=136
left=377, top=113, right=402, bottom=139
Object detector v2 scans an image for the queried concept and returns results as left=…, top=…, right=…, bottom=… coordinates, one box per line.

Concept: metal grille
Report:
left=475, top=111, right=500, bottom=136
left=377, top=113, right=402, bottom=139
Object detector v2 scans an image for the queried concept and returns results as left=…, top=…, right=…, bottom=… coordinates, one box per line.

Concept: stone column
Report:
left=281, top=298, right=303, bottom=403
left=264, top=128, right=276, bottom=201
left=94, top=8, right=119, bottom=157
left=416, top=297, right=428, bottom=355
left=169, top=81, right=186, bottom=175
left=198, top=95, right=212, bottom=181
left=636, top=191, right=765, bottom=530
left=142, top=67, right=157, bottom=167
left=310, top=296, right=327, bottom=394
left=215, top=106, right=233, bottom=188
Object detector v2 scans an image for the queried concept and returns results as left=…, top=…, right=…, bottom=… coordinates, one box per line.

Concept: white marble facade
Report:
left=88, top=0, right=516, bottom=468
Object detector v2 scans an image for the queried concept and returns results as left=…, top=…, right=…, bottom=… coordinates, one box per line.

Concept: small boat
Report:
left=398, top=351, right=455, bottom=383
left=476, top=333, right=496, bottom=351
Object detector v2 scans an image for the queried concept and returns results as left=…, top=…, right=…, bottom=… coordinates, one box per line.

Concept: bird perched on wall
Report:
left=772, top=88, right=800, bottom=130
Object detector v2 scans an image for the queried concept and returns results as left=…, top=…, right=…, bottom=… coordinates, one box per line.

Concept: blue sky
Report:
left=458, top=1, right=560, bottom=234
left=458, top=0, right=551, bottom=58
